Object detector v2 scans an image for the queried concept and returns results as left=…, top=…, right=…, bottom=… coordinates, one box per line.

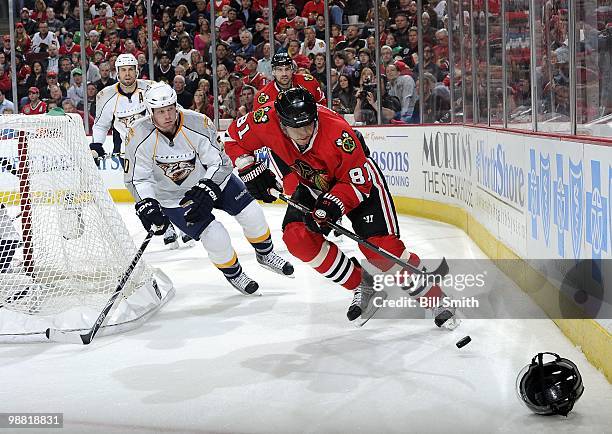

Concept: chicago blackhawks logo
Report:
left=257, top=93, right=270, bottom=105
left=291, top=159, right=330, bottom=192
left=303, top=74, right=314, bottom=81
left=335, top=131, right=357, bottom=154
left=253, top=106, right=270, bottom=124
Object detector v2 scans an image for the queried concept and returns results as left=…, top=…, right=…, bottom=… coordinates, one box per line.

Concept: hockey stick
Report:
left=270, top=189, right=449, bottom=280
left=45, top=230, right=155, bottom=344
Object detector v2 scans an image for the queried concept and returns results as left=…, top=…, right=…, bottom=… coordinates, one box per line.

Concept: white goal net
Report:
left=0, top=113, right=174, bottom=342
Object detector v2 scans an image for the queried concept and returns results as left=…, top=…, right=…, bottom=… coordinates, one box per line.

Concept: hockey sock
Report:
left=283, top=222, right=361, bottom=290
left=249, top=233, right=273, bottom=256
left=215, top=253, right=243, bottom=279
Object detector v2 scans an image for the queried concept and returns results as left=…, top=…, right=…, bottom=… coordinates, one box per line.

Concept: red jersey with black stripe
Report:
left=253, top=73, right=327, bottom=110
left=225, top=104, right=371, bottom=214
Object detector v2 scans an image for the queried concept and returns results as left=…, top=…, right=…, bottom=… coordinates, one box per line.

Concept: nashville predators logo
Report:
left=253, top=106, right=270, bottom=124
left=335, top=131, right=357, bottom=154
left=291, top=159, right=330, bottom=192
left=302, top=74, right=314, bottom=81
left=156, top=157, right=196, bottom=185
left=257, top=93, right=270, bottom=105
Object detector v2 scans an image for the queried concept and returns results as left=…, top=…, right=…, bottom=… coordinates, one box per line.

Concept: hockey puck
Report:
left=456, top=335, right=471, bottom=348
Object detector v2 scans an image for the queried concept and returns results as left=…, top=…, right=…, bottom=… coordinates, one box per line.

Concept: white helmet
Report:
left=115, top=53, right=138, bottom=74
left=144, top=82, right=177, bottom=115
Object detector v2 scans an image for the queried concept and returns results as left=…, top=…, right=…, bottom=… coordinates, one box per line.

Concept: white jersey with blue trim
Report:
left=124, top=108, right=234, bottom=208
left=92, top=79, right=154, bottom=146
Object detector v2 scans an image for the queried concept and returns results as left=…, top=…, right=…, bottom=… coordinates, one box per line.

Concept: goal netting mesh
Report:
left=0, top=114, right=174, bottom=342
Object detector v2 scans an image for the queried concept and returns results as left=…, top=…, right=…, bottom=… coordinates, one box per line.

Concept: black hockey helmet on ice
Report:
left=516, top=352, right=584, bottom=416
left=275, top=87, right=317, bottom=128
left=271, top=52, right=294, bottom=69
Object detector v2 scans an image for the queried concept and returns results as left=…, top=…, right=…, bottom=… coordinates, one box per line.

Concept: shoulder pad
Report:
left=96, top=83, right=119, bottom=104
left=257, top=92, right=271, bottom=105
left=126, top=116, right=154, bottom=142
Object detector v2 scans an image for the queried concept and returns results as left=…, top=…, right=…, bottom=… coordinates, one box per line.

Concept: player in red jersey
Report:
left=225, top=88, right=459, bottom=328
left=253, top=52, right=326, bottom=110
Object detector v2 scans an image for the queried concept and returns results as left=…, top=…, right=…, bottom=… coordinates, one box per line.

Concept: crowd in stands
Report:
left=0, top=0, right=609, bottom=127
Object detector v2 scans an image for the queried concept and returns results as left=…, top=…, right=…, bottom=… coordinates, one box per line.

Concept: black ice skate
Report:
left=227, top=272, right=260, bottom=295
left=256, top=252, right=294, bottom=277
left=347, top=269, right=387, bottom=327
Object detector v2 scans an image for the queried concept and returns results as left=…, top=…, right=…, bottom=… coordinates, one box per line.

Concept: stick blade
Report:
left=45, top=327, right=90, bottom=345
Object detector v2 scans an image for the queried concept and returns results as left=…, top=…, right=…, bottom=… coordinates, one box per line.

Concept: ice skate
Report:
left=347, top=269, right=387, bottom=327
left=256, top=251, right=295, bottom=277
left=227, top=271, right=260, bottom=295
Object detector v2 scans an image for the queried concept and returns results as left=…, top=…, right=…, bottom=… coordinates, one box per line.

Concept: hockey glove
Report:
left=135, top=198, right=170, bottom=236
left=180, top=179, right=222, bottom=224
left=304, top=193, right=344, bottom=235
left=238, top=161, right=281, bottom=203
left=89, top=142, right=106, bottom=159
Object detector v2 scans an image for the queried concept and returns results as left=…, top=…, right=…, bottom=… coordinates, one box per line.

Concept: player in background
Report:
left=252, top=52, right=327, bottom=110
left=90, top=53, right=188, bottom=249
left=225, top=88, right=458, bottom=327
left=124, top=83, right=294, bottom=295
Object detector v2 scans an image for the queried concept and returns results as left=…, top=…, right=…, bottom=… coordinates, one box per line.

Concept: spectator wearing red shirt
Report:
left=21, top=87, right=47, bottom=115
left=252, top=0, right=276, bottom=12
left=14, top=23, right=32, bottom=54
left=113, top=3, right=129, bottom=29
left=219, top=8, right=245, bottom=43
left=330, top=24, right=345, bottom=45
left=190, top=88, right=215, bottom=119
left=288, top=40, right=311, bottom=69
left=275, top=3, right=303, bottom=33
left=30, top=0, right=49, bottom=22
left=242, top=57, right=268, bottom=90
left=122, top=39, right=143, bottom=59
left=59, top=33, right=81, bottom=56
left=233, top=53, right=249, bottom=76
left=210, top=0, right=231, bottom=17
left=433, top=28, right=449, bottom=62
left=301, top=0, right=324, bottom=24
left=0, top=68, right=11, bottom=96
left=86, top=30, right=109, bottom=60
left=132, top=3, right=148, bottom=29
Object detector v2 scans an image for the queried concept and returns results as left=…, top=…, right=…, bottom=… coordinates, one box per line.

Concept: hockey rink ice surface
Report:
left=1, top=204, right=611, bottom=433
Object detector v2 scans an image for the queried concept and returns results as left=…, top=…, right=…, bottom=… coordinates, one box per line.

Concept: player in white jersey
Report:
left=90, top=54, right=186, bottom=248
left=124, top=82, right=294, bottom=295
left=91, top=54, right=152, bottom=157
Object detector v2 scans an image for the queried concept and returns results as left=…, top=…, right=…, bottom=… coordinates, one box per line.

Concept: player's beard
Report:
left=120, top=77, right=136, bottom=89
